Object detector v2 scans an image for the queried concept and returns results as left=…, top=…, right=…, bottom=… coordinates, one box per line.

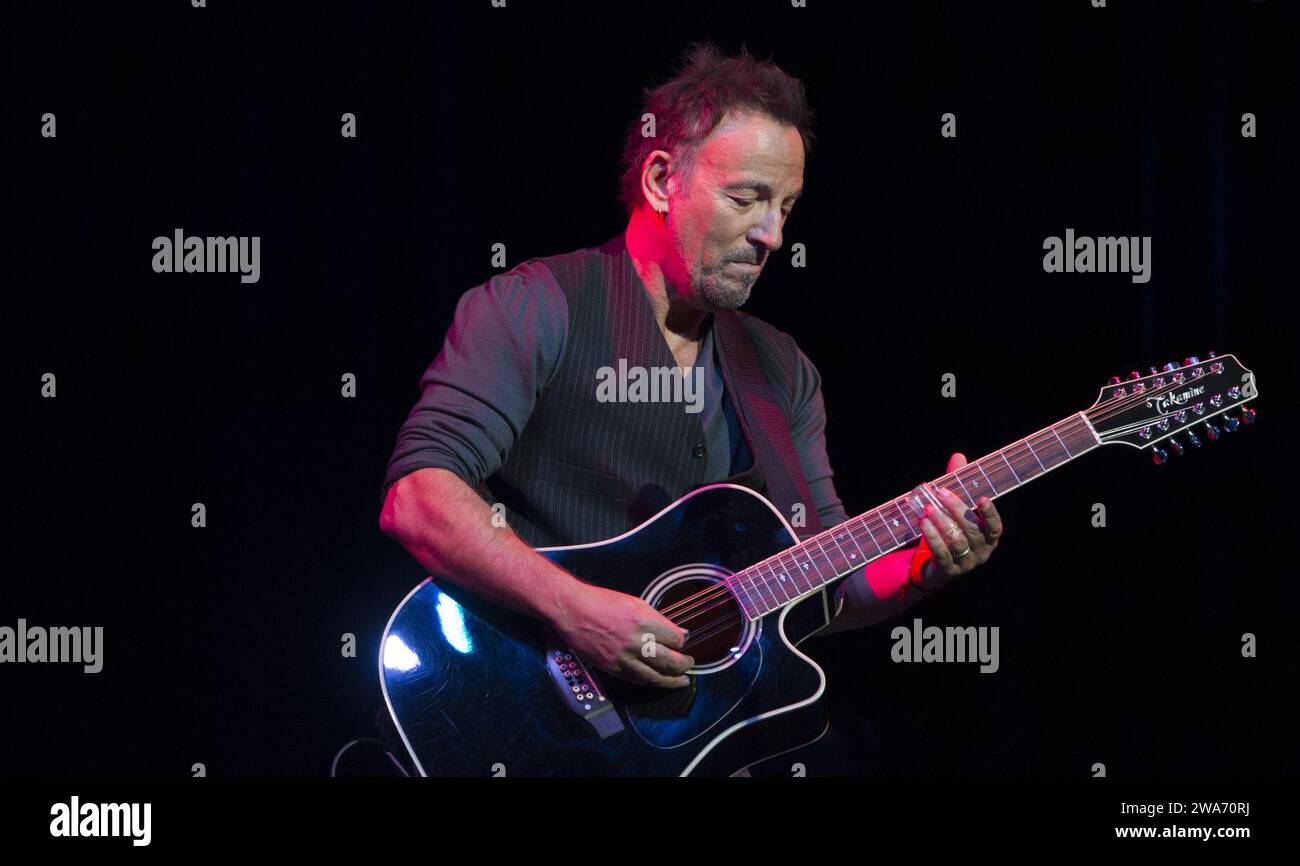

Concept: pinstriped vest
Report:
left=484, top=233, right=805, bottom=549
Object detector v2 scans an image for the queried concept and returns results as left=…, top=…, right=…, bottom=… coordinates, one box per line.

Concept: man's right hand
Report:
left=552, top=583, right=695, bottom=688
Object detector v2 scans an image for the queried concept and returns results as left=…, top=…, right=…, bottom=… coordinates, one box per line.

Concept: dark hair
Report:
left=618, top=42, right=815, bottom=216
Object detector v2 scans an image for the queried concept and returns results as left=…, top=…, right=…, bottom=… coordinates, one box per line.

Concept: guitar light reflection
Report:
left=383, top=635, right=420, bottom=672
left=435, top=590, right=473, bottom=654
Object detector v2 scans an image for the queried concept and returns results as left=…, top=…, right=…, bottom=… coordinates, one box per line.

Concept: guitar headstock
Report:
left=1086, top=352, right=1258, bottom=464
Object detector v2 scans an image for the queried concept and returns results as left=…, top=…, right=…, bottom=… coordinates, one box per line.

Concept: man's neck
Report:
left=624, top=208, right=710, bottom=346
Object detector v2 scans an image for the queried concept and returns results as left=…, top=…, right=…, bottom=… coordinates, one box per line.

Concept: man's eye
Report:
left=728, top=196, right=754, bottom=207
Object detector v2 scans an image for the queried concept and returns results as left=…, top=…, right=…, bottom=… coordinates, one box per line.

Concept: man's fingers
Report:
left=638, top=642, right=695, bottom=676
left=925, top=498, right=977, bottom=562
left=642, top=610, right=687, bottom=651
left=976, top=496, right=1004, bottom=543
left=621, top=657, right=691, bottom=689
left=935, top=488, right=983, bottom=550
left=920, top=518, right=957, bottom=575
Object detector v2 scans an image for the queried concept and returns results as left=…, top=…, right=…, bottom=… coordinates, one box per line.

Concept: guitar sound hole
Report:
left=653, top=577, right=748, bottom=670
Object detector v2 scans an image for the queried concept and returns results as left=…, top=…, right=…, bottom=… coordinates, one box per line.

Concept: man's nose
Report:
left=746, top=208, right=783, bottom=254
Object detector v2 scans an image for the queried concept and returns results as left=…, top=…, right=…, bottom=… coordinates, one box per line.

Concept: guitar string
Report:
left=675, top=379, right=1252, bottom=647
left=658, top=370, right=1241, bottom=628
left=661, top=418, right=1093, bottom=623
left=662, top=425, right=1082, bottom=628
left=675, top=435, right=1236, bottom=643
left=658, top=415, right=1094, bottom=623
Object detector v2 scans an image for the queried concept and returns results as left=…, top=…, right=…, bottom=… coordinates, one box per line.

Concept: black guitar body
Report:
left=380, top=484, right=836, bottom=777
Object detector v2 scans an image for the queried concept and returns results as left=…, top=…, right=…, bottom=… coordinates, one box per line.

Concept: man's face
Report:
left=664, top=109, right=805, bottom=311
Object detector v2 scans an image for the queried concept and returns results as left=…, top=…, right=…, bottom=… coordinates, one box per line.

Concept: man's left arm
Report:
left=781, top=341, right=1004, bottom=634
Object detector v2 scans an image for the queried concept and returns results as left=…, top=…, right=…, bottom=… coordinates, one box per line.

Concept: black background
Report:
left=3, top=0, right=1296, bottom=777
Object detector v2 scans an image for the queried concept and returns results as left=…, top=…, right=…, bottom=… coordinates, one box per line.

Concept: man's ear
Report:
left=640, top=149, right=672, bottom=214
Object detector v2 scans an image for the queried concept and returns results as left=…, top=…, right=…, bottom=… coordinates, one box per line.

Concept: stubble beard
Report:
left=697, top=269, right=755, bottom=310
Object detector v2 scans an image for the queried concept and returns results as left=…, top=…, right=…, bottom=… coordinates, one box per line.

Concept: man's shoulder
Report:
left=724, top=309, right=824, bottom=412
left=730, top=309, right=803, bottom=367
left=521, top=234, right=624, bottom=278
left=462, top=236, right=616, bottom=307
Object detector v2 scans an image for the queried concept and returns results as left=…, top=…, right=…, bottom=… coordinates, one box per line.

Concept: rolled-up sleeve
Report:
left=380, top=260, right=568, bottom=504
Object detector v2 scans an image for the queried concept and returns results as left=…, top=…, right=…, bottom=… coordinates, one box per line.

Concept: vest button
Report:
left=692, top=443, right=706, bottom=458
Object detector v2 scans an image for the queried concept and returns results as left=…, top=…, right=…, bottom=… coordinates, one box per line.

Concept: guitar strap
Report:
left=711, top=309, right=825, bottom=542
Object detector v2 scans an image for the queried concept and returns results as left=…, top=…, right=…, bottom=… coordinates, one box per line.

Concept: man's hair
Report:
left=618, top=42, right=815, bottom=216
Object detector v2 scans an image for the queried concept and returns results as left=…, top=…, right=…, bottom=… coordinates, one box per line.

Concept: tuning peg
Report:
left=1128, top=370, right=1142, bottom=380
left=1223, top=415, right=1240, bottom=432
left=1183, top=356, right=1200, bottom=366
left=1204, top=421, right=1221, bottom=442
left=1168, top=438, right=1184, bottom=456
left=1186, top=429, right=1202, bottom=448
left=1163, top=362, right=1179, bottom=372
left=1151, top=446, right=1169, bottom=466
left=1106, top=375, right=1122, bottom=385
left=1240, top=406, right=1257, bottom=425
left=1207, top=350, right=1217, bottom=359
left=1148, top=366, right=1160, bottom=375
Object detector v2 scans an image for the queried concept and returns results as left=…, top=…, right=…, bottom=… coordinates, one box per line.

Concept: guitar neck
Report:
left=728, top=411, right=1103, bottom=620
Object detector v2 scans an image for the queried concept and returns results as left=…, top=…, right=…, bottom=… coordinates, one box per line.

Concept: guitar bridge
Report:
left=546, top=648, right=624, bottom=739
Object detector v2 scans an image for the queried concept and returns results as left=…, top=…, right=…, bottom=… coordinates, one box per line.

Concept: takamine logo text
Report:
left=1148, top=385, right=1204, bottom=415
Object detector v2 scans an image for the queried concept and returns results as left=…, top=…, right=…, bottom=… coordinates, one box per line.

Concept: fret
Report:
left=951, top=470, right=975, bottom=505
left=893, top=502, right=917, bottom=546
left=745, top=566, right=781, bottom=612
left=764, top=556, right=795, bottom=598
left=974, top=460, right=999, bottom=494
left=774, top=550, right=814, bottom=597
left=1050, top=424, right=1074, bottom=458
left=999, top=450, right=1022, bottom=484
left=763, top=561, right=795, bottom=603
left=825, top=528, right=857, bottom=572
left=1074, top=411, right=1101, bottom=447
left=810, top=535, right=840, bottom=577
left=1028, top=431, right=1069, bottom=467
left=1012, top=442, right=1045, bottom=478
left=937, top=476, right=970, bottom=508
left=729, top=577, right=759, bottom=620
left=877, top=505, right=903, bottom=545
left=858, top=516, right=887, bottom=556
left=785, top=548, right=820, bottom=595
left=1071, top=418, right=1099, bottom=451
left=835, top=525, right=869, bottom=569
left=1020, top=439, right=1048, bottom=474
left=890, top=498, right=919, bottom=545
left=733, top=566, right=759, bottom=613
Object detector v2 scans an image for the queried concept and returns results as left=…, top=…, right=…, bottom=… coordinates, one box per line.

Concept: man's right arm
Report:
left=380, top=467, right=583, bottom=626
left=380, top=464, right=693, bottom=688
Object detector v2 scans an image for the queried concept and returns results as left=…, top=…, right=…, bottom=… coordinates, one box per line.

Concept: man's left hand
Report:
left=916, top=452, right=1004, bottom=582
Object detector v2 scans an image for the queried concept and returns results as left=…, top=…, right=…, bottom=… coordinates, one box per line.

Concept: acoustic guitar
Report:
left=379, top=353, right=1257, bottom=776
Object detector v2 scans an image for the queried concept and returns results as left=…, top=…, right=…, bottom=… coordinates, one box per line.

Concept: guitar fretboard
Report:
left=727, top=411, right=1102, bottom=619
